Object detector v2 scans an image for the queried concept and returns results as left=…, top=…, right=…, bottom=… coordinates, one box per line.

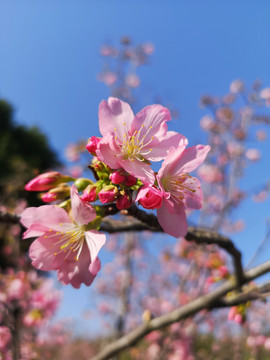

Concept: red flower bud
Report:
left=109, top=170, right=126, bottom=185
left=81, top=185, right=98, bottom=202
left=124, top=174, right=137, bottom=187
left=98, top=185, right=117, bottom=204
left=136, top=186, right=163, bottom=210
left=116, top=192, right=132, bottom=210
left=86, top=136, right=100, bottom=155
left=25, top=172, right=73, bottom=192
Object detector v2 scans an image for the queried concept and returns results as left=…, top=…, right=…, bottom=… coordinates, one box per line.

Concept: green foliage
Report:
left=0, top=99, right=59, bottom=190
left=0, top=98, right=61, bottom=268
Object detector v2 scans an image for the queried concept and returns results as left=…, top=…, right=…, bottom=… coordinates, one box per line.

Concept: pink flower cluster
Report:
left=22, top=97, right=209, bottom=288
left=0, top=269, right=63, bottom=357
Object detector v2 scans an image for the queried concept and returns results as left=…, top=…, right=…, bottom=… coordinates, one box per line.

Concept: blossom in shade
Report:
left=116, top=191, right=132, bottom=210
left=20, top=185, right=106, bottom=288
left=0, top=326, right=11, bottom=351
left=156, top=143, right=210, bottom=237
left=96, top=97, right=187, bottom=184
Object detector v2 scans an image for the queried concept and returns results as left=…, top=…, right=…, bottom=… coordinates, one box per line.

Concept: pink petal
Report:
left=147, top=131, right=188, bottom=162
left=85, top=230, right=106, bottom=261
left=121, top=159, right=155, bottom=185
left=89, top=257, right=101, bottom=275
left=57, top=243, right=99, bottom=288
left=96, top=135, right=122, bottom=169
left=29, top=235, right=65, bottom=271
left=99, top=98, right=134, bottom=139
left=70, top=185, right=96, bottom=225
left=20, top=206, right=71, bottom=233
left=131, top=104, right=171, bottom=141
left=157, top=201, right=188, bottom=238
left=23, top=229, right=45, bottom=239
left=173, top=145, right=211, bottom=175
left=182, top=177, right=203, bottom=209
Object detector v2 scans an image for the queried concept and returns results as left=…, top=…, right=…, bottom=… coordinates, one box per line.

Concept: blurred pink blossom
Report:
left=200, top=115, right=215, bottom=130
left=98, top=71, right=118, bottom=86
left=256, top=129, right=267, bottom=142
left=142, top=42, right=155, bottom=55
left=245, top=148, right=261, bottom=161
left=230, top=79, right=244, bottom=93
left=0, top=326, right=11, bottom=350
left=197, top=164, right=223, bottom=183
left=125, top=74, right=140, bottom=88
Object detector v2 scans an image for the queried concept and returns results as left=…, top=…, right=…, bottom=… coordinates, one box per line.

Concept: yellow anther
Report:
left=59, top=223, right=63, bottom=225
left=49, top=229, right=53, bottom=232
left=141, top=124, right=144, bottom=127
left=123, top=122, right=126, bottom=125
left=114, top=128, right=117, bottom=131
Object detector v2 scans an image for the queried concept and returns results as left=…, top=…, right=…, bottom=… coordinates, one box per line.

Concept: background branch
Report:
left=91, top=260, right=270, bottom=360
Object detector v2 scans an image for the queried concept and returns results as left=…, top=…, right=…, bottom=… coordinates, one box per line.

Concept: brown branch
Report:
left=1, top=207, right=245, bottom=287
left=0, top=211, right=20, bottom=224
left=101, top=207, right=245, bottom=288
left=212, top=282, right=270, bottom=308
left=91, top=260, right=270, bottom=360
left=185, top=227, right=245, bottom=287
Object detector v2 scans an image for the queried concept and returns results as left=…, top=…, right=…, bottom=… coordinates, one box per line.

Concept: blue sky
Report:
left=1, top=1, right=270, bottom=336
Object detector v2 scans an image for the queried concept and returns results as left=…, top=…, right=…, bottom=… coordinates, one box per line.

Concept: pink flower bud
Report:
left=116, top=192, right=132, bottom=210
left=81, top=185, right=98, bottom=202
left=41, top=192, right=58, bottom=203
left=25, top=172, right=72, bottom=191
left=124, top=174, right=137, bottom=187
left=136, top=186, right=163, bottom=210
left=86, top=136, right=100, bottom=155
left=109, top=170, right=126, bottom=185
left=41, top=185, right=70, bottom=203
left=98, top=185, right=117, bottom=204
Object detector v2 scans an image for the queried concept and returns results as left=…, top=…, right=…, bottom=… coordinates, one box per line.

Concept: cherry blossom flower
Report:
left=156, top=143, right=210, bottom=237
left=96, top=97, right=187, bottom=184
left=20, top=185, right=106, bottom=288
